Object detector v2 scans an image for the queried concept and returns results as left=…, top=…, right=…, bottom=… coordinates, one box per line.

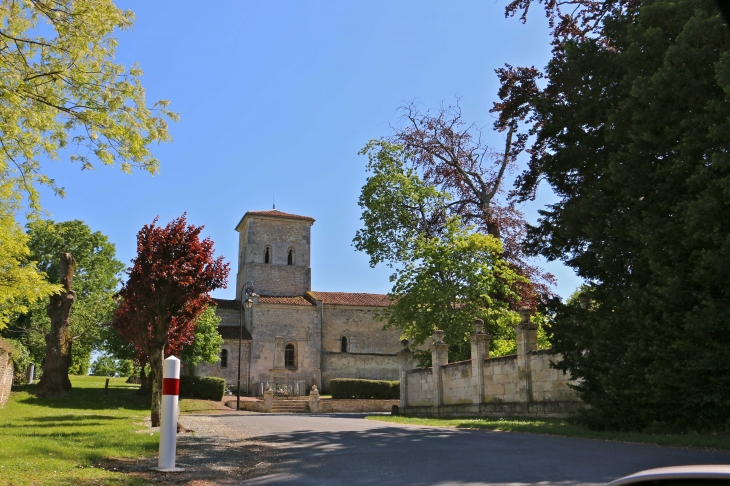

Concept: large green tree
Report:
left=356, top=141, right=528, bottom=361
left=2, top=220, right=124, bottom=377
left=0, top=184, right=59, bottom=328
left=503, top=0, right=730, bottom=430
left=0, top=0, right=177, bottom=210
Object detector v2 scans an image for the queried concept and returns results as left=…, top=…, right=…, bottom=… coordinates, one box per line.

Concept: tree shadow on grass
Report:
left=14, top=384, right=151, bottom=411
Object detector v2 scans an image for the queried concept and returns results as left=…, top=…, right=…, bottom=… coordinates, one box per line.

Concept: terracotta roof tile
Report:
left=258, top=295, right=314, bottom=306
left=308, top=291, right=390, bottom=307
left=213, top=298, right=240, bottom=310
left=218, top=325, right=252, bottom=340
left=236, top=209, right=315, bottom=230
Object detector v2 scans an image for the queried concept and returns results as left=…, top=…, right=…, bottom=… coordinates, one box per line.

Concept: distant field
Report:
left=366, top=415, right=730, bottom=451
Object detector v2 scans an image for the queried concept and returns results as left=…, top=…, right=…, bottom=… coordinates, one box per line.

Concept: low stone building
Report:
left=193, top=209, right=412, bottom=393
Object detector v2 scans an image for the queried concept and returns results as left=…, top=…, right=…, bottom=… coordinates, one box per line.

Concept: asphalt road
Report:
left=204, top=413, right=730, bottom=486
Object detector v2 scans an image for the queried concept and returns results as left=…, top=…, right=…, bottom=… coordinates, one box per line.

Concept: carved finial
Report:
left=579, top=293, right=591, bottom=310
left=433, top=330, right=445, bottom=344
left=474, top=318, right=485, bottom=334
left=518, top=307, right=532, bottom=324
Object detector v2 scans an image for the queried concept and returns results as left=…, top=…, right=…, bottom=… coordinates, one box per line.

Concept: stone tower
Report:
left=235, top=209, right=315, bottom=298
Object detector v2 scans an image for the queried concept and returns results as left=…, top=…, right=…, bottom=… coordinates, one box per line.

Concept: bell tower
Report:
left=235, top=209, right=314, bottom=298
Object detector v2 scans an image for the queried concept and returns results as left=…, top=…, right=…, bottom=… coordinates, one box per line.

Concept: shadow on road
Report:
left=237, top=419, right=730, bottom=486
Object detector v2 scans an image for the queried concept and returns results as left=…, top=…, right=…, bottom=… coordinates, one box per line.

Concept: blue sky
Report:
left=36, top=1, right=582, bottom=300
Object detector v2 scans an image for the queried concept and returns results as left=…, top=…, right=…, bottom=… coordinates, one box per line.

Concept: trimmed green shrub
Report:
left=180, top=376, right=226, bottom=401
left=330, top=378, right=399, bottom=399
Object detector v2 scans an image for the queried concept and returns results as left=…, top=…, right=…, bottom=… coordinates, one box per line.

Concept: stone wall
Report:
left=404, top=368, right=434, bottom=407
left=0, top=340, right=14, bottom=407
left=321, top=352, right=402, bottom=391
left=193, top=338, right=251, bottom=390
left=320, top=304, right=411, bottom=391
left=321, top=306, right=402, bottom=354
left=249, top=302, right=321, bottom=389
left=400, top=312, right=581, bottom=418
left=236, top=215, right=312, bottom=297
left=441, top=360, right=473, bottom=405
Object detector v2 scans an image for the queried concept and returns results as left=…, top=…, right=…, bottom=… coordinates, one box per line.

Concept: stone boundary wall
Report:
left=0, top=340, right=14, bottom=407
left=399, top=311, right=582, bottom=419
left=224, top=396, right=397, bottom=413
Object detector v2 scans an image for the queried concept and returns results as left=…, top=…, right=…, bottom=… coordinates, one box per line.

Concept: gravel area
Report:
left=104, top=413, right=279, bottom=485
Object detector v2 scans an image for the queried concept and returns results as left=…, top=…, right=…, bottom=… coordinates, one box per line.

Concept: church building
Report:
left=193, top=209, right=408, bottom=393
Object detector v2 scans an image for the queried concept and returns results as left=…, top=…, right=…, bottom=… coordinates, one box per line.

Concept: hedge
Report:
left=330, top=378, right=399, bottom=399
left=179, top=376, right=226, bottom=401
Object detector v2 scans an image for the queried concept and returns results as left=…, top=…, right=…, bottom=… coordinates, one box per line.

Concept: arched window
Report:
left=284, top=343, right=296, bottom=369
left=264, top=246, right=271, bottom=264
left=220, top=349, right=228, bottom=369
left=341, top=336, right=348, bottom=353
left=287, top=248, right=294, bottom=265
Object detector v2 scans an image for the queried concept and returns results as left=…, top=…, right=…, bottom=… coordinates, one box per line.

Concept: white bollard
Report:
left=152, top=356, right=185, bottom=472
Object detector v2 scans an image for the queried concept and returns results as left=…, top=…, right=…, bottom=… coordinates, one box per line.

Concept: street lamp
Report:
left=237, top=282, right=254, bottom=411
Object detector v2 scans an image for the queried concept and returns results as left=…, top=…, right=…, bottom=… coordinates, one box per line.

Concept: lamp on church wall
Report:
left=237, top=282, right=254, bottom=411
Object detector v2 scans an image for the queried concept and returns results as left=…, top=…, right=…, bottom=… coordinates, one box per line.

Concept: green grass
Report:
left=366, top=415, right=730, bottom=451
left=0, top=376, right=156, bottom=486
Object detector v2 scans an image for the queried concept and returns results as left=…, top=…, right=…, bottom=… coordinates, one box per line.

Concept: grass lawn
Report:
left=0, top=375, right=157, bottom=486
left=366, top=415, right=730, bottom=451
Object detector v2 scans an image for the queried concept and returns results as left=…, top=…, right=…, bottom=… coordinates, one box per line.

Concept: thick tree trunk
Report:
left=137, top=364, right=151, bottom=395
left=149, top=346, right=164, bottom=427
left=37, top=253, right=76, bottom=398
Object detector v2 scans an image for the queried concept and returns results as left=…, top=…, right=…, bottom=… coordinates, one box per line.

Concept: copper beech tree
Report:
left=113, top=215, right=228, bottom=426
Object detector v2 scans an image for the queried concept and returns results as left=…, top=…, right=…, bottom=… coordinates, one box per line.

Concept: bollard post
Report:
left=152, top=356, right=185, bottom=472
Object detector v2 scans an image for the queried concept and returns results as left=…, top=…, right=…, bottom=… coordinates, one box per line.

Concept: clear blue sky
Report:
left=36, top=1, right=582, bottom=300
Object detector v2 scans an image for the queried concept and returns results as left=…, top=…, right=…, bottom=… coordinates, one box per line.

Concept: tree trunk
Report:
left=149, top=346, right=164, bottom=427
left=137, top=364, right=151, bottom=395
left=37, top=253, right=76, bottom=398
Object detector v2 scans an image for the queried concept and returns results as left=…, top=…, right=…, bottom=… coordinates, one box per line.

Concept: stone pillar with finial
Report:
left=470, top=319, right=491, bottom=405
left=430, top=330, right=449, bottom=410
left=515, top=307, right=538, bottom=405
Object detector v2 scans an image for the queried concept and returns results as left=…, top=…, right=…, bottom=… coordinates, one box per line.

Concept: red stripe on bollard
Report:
left=162, top=378, right=180, bottom=396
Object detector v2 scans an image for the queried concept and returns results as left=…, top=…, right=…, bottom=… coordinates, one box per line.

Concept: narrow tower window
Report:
left=285, top=344, right=296, bottom=369
left=341, top=336, right=348, bottom=353
left=287, top=248, right=294, bottom=265
left=220, top=349, right=228, bottom=369
left=264, top=246, right=270, bottom=264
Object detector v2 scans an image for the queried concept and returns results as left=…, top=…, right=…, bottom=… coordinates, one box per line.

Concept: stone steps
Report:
left=271, top=397, right=309, bottom=413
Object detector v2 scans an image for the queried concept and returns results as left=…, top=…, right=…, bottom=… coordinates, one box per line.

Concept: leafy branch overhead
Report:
left=0, top=0, right=178, bottom=210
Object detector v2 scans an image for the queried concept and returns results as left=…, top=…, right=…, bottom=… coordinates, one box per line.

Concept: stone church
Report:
left=193, top=209, right=408, bottom=393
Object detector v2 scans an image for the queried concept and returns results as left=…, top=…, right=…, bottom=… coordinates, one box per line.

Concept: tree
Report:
left=180, top=306, right=224, bottom=369
left=356, top=103, right=555, bottom=309
left=382, top=218, right=525, bottom=364
left=36, top=252, right=75, bottom=396
left=0, top=185, right=59, bottom=328
left=90, top=353, right=119, bottom=376
left=501, top=0, right=730, bottom=430
left=0, top=0, right=177, bottom=211
left=112, top=214, right=229, bottom=426
left=2, top=219, right=124, bottom=378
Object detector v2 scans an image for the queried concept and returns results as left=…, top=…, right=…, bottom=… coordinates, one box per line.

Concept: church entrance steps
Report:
left=270, top=397, right=310, bottom=413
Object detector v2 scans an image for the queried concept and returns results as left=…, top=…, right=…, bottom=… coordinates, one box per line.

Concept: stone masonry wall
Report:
left=320, top=304, right=410, bottom=391
left=404, top=368, right=434, bottom=407
left=321, top=352, right=402, bottom=391
left=401, top=312, right=581, bottom=418
left=237, top=216, right=312, bottom=297
left=249, top=303, right=321, bottom=389
left=441, top=361, right=473, bottom=405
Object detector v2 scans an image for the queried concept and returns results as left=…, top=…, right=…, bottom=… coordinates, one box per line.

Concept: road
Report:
left=183, top=413, right=730, bottom=485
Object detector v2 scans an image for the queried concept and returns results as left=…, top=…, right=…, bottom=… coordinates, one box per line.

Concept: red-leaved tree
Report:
left=113, top=214, right=229, bottom=426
